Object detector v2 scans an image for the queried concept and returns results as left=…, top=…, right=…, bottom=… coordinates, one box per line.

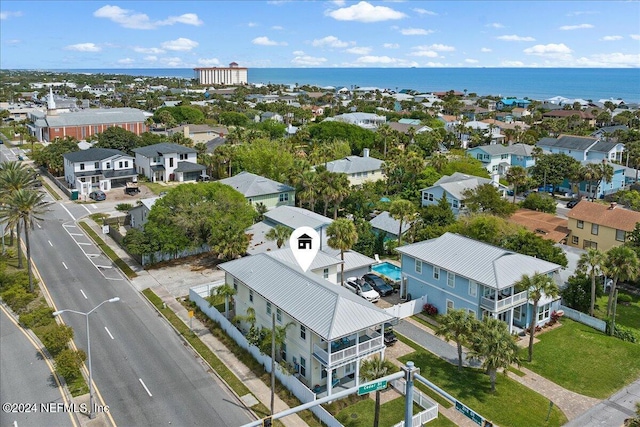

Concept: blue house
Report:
left=559, top=160, right=627, bottom=199
left=536, top=135, right=625, bottom=163
left=496, top=98, right=531, bottom=110
left=396, top=233, right=563, bottom=333
left=466, top=143, right=535, bottom=176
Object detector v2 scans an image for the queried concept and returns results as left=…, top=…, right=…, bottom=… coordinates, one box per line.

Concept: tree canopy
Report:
left=93, top=127, right=141, bottom=154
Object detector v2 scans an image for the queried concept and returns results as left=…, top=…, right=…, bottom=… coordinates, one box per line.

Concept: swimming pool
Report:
left=372, top=262, right=401, bottom=282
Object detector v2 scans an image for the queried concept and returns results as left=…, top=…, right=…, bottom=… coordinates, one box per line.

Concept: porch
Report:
left=313, top=374, right=357, bottom=399
left=481, top=289, right=527, bottom=311
left=313, top=329, right=384, bottom=367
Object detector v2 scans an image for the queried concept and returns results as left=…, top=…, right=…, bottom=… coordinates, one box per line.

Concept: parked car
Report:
left=383, top=323, right=398, bottom=346
left=566, top=199, right=580, bottom=208
left=89, top=190, right=106, bottom=201
left=343, top=277, right=380, bottom=303
left=197, top=174, right=211, bottom=182
left=362, top=273, right=394, bottom=297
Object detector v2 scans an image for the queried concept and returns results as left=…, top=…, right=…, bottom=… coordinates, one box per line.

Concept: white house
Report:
left=323, top=112, right=386, bottom=130
left=218, top=171, right=295, bottom=209
left=133, top=143, right=205, bottom=183
left=129, top=196, right=161, bottom=230
left=322, top=149, right=384, bottom=186
left=62, top=148, right=137, bottom=194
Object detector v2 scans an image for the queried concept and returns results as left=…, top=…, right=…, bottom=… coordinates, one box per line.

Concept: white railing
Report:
left=480, top=290, right=527, bottom=311
left=390, top=378, right=439, bottom=427
left=313, top=333, right=384, bottom=366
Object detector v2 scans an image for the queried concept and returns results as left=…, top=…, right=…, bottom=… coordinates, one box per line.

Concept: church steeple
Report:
left=47, top=86, right=57, bottom=115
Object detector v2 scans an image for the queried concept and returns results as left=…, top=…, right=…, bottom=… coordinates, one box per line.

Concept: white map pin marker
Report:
left=289, top=226, right=320, bottom=272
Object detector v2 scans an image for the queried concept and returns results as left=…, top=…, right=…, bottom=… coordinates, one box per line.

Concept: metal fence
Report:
left=559, top=305, right=607, bottom=332
left=189, top=284, right=342, bottom=427
left=390, top=378, right=439, bottom=427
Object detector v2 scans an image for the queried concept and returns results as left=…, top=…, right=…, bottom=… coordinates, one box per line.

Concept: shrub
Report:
left=19, top=304, right=55, bottom=329
left=116, top=203, right=134, bottom=212
left=40, top=323, right=74, bottom=356
left=612, top=326, right=638, bottom=343
left=521, top=192, right=557, bottom=214
left=423, top=303, right=438, bottom=316
left=55, top=349, right=86, bottom=381
left=1, top=285, right=37, bottom=313
left=617, top=294, right=633, bottom=304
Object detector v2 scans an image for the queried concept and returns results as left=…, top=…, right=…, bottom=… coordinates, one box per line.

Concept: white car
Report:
left=343, top=277, right=380, bottom=303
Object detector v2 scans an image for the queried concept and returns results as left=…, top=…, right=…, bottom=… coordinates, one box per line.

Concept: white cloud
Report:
left=272, top=25, right=284, bottom=30
left=291, top=55, right=327, bottom=66
left=567, top=11, right=598, bottom=16
left=559, top=23, right=594, bottom=31
left=312, top=36, right=350, bottom=48
left=198, top=58, right=221, bottom=66
left=501, top=60, right=525, bottom=67
left=327, top=1, right=406, bottom=23
left=631, top=34, right=640, bottom=41
left=93, top=5, right=203, bottom=29
left=465, top=59, right=479, bottom=64
left=133, top=47, right=165, bottom=54
left=410, top=50, right=438, bottom=57
left=486, top=23, right=504, bottom=28
left=424, top=62, right=445, bottom=67
left=400, top=28, right=434, bottom=36
left=160, top=57, right=184, bottom=67
left=248, top=22, right=258, bottom=27
left=523, top=43, right=572, bottom=55
left=383, top=43, right=399, bottom=49
left=497, top=35, right=536, bottom=42
left=423, top=43, right=455, bottom=52
left=345, top=46, right=372, bottom=55
left=161, top=38, right=198, bottom=51
left=252, top=36, right=286, bottom=46
left=575, top=52, right=640, bottom=67
left=65, top=43, right=101, bottom=52
left=601, top=35, right=623, bottom=41
left=144, top=55, right=158, bottom=62
left=480, top=47, right=492, bottom=53
left=292, top=50, right=305, bottom=55
left=4, top=39, right=21, bottom=45
left=355, top=55, right=400, bottom=64
left=413, top=8, right=437, bottom=16
left=0, top=11, right=23, bottom=20
left=117, top=58, right=134, bottom=64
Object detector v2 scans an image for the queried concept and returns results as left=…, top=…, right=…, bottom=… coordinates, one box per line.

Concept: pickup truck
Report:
left=124, top=182, right=140, bottom=195
left=383, top=323, right=398, bottom=346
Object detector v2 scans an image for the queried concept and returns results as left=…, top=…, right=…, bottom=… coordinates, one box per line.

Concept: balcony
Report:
left=313, top=331, right=384, bottom=367
left=480, top=290, right=527, bottom=312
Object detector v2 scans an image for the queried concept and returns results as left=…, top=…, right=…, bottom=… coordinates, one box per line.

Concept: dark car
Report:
left=89, top=190, right=106, bottom=201
left=362, top=273, right=394, bottom=297
left=566, top=200, right=580, bottom=208
left=383, top=323, right=397, bottom=346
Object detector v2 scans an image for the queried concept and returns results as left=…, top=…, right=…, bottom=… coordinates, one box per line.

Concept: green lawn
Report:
left=335, top=397, right=445, bottom=427
left=520, top=319, right=640, bottom=398
left=594, top=291, right=640, bottom=332
left=398, top=336, right=567, bottom=427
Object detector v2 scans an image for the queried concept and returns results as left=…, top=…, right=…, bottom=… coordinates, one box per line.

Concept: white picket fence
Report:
left=189, top=284, right=343, bottom=427
left=390, top=378, right=439, bottom=427
left=384, top=295, right=428, bottom=319
left=559, top=305, right=607, bottom=332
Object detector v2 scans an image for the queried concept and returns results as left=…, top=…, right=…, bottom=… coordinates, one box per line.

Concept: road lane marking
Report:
left=139, top=378, right=153, bottom=397
left=62, top=262, right=68, bottom=270
left=60, top=204, right=76, bottom=221
left=69, top=233, right=83, bottom=236
left=36, top=223, right=41, bottom=229
left=48, top=240, right=53, bottom=247
left=78, top=242, right=92, bottom=245
left=82, top=205, right=92, bottom=214
left=104, top=327, right=114, bottom=340
left=91, top=205, right=97, bottom=210
left=80, top=289, right=87, bottom=299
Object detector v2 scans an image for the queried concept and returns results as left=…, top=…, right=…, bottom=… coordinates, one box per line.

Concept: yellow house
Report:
left=567, top=200, right=640, bottom=251
left=322, top=149, right=384, bottom=186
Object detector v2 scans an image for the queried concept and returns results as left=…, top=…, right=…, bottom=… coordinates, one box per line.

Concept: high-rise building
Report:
left=194, top=62, right=248, bottom=86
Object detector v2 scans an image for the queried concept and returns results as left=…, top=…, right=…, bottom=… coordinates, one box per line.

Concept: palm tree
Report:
left=0, top=189, right=51, bottom=292
left=603, top=246, right=640, bottom=317
left=359, top=356, right=396, bottom=427
left=329, top=173, right=351, bottom=219
left=265, top=225, right=293, bottom=249
left=389, top=199, right=416, bottom=246
left=327, top=218, right=358, bottom=285
left=505, top=166, right=527, bottom=203
left=468, top=317, right=520, bottom=393
left=577, top=248, right=605, bottom=316
left=429, top=153, right=448, bottom=173
left=435, top=309, right=476, bottom=371
left=213, top=283, right=237, bottom=320
left=515, top=272, right=560, bottom=362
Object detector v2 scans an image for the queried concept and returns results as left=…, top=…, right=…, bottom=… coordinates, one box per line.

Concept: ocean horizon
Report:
left=33, top=67, right=640, bottom=103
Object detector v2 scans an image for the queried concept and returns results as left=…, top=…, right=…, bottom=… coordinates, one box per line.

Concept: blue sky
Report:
left=1, top=1, right=639, bottom=69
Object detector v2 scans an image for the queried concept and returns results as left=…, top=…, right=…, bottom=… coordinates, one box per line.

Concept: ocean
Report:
left=52, top=67, right=640, bottom=103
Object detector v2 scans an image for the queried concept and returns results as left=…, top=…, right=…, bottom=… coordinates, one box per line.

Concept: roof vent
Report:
left=609, top=202, right=617, bottom=210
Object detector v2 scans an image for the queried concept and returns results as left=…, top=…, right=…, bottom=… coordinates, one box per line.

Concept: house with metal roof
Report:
left=496, top=98, right=531, bottom=110
left=369, top=211, right=412, bottom=242
left=537, top=134, right=625, bottom=163
left=219, top=253, right=396, bottom=396
left=321, top=148, right=384, bottom=186
left=129, top=196, right=162, bottom=230
left=62, top=147, right=137, bottom=195
left=396, top=232, right=563, bottom=333
left=467, top=143, right=535, bottom=176
left=132, top=143, right=205, bottom=183
left=323, top=112, right=386, bottom=129
left=218, top=171, right=295, bottom=209
left=558, top=159, right=626, bottom=199
left=420, top=172, right=507, bottom=216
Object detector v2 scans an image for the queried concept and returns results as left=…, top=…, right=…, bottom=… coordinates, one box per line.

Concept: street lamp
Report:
left=53, top=297, right=120, bottom=419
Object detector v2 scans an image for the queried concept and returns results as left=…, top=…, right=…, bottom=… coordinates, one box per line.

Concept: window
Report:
left=433, top=266, right=440, bottom=280
left=423, top=192, right=434, bottom=202
left=323, top=268, right=329, bottom=279
left=492, top=165, right=498, bottom=172
left=616, top=229, right=626, bottom=242
left=591, top=224, right=599, bottom=235
left=169, top=158, right=174, bottom=168
left=583, top=240, right=598, bottom=250
left=276, top=308, right=282, bottom=323
left=299, top=357, right=306, bottom=377
left=467, top=309, right=476, bottom=318
left=476, top=154, right=483, bottom=160
left=233, top=279, right=238, bottom=291
left=179, top=153, right=187, bottom=160
left=300, top=325, right=306, bottom=340
left=452, top=200, right=459, bottom=208
left=279, top=193, right=289, bottom=202
left=447, top=271, right=455, bottom=288
left=537, top=304, right=550, bottom=322
left=577, top=220, right=584, bottom=229
left=469, top=281, right=477, bottom=297
left=79, top=163, right=85, bottom=170
left=105, top=162, right=111, bottom=169
left=266, top=302, right=271, bottom=315
left=415, top=260, right=422, bottom=274
left=249, top=290, right=254, bottom=303
left=501, top=153, right=509, bottom=160
left=118, top=161, right=123, bottom=168
left=94, top=162, right=99, bottom=169
left=281, top=343, right=287, bottom=362
left=572, top=236, right=579, bottom=245
left=446, top=300, right=454, bottom=313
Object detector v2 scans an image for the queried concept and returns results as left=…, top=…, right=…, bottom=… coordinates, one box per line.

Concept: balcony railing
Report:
left=313, top=332, right=383, bottom=367
left=480, top=290, right=527, bottom=312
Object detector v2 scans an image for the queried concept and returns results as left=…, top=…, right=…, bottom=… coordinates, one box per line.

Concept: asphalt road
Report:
left=0, top=308, right=74, bottom=427
left=27, top=199, right=254, bottom=426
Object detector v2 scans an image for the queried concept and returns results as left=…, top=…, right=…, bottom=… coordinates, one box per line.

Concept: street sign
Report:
left=455, top=401, right=483, bottom=426
left=357, top=380, right=387, bottom=395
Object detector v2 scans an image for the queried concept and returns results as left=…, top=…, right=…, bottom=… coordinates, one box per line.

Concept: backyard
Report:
left=594, top=289, right=640, bottom=334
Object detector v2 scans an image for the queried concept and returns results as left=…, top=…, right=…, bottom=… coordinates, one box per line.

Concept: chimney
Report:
left=609, top=202, right=617, bottom=210
left=363, top=148, right=370, bottom=158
